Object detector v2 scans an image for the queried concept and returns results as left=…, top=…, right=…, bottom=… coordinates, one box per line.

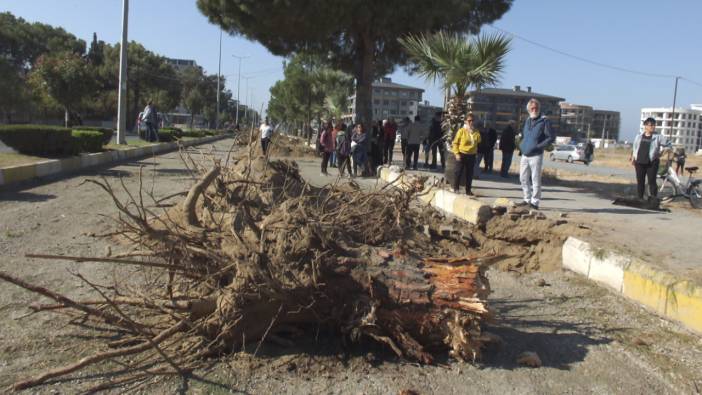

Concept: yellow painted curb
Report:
left=667, top=281, right=702, bottom=333
left=452, top=195, right=492, bottom=224
left=1, top=164, right=36, bottom=184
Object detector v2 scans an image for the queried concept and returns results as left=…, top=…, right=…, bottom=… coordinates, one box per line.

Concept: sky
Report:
left=3, top=0, right=701, bottom=141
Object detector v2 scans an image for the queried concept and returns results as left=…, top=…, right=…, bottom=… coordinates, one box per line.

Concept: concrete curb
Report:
left=563, top=236, right=702, bottom=334
left=0, top=135, right=227, bottom=187
left=377, top=165, right=492, bottom=225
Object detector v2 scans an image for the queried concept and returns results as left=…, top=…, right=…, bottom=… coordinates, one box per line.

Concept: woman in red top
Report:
left=320, top=123, right=336, bottom=175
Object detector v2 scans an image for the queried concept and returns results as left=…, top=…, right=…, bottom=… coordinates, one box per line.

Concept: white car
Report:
left=549, top=144, right=586, bottom=163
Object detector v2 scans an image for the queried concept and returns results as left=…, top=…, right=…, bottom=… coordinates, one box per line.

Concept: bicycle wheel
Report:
left=689, top=184, right=702, bottom=209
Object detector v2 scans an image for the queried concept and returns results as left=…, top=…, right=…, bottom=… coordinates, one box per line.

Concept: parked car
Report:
left=549, top=144, right=586, bottom=163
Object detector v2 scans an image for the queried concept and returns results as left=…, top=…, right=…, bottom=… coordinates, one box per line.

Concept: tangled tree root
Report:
left=2, top=150, right=497, bottom=392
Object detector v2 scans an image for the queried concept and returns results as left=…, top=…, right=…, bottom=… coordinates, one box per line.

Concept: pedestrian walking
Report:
left=428, top=112, right=446, bottom=170
left=630, top=117, right=671, bottom=200
left=383, top=118, right=398, bottom=165
left=405, top=115, right=425, bottom=170
left=259, top=118, right=274, bottom=155
left=516, top=98, right=556, bottom=210
left=499, top=121, right=516, bottom=177
left=399, top=117, right=410, bottom=164
left=141, top=101, right=159, bottom=142
left=335, top=124, right=353, bottom=177
left=319, top=123, right=335, bottom=175
left=451, top=115, right=481, bottom=196
left=484, top=126, right=498, bottom=173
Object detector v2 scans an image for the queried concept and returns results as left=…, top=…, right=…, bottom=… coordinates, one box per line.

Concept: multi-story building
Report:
left=592, top=110, right=620, bottom=141
left=417, top=101, right=443, bottom=126
left=559, top=103, right=620, bottom=140
left=346, top=77, right=424, bottom=122
left=166, top=58, right=198, bottom=72
left=467, top=86, right=564, bottom=132
left=559, top=103, right=593, bottom=137
left=640, top=106, right=702, bottom=152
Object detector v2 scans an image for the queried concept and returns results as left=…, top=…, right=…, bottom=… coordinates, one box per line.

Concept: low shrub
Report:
left=71, top=130, right=104, bottom=153
left=74, top=127, right=114, bottom=145
left=180, top=129, right=207, bottom=138
left=158, top=130, right=178, bottom=142
left=0, top=125, right=73, bottom=156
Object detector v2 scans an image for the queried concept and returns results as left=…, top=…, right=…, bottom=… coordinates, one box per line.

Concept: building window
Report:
left=400, top=101, right=407, bottom=106
left=400, top=91, right=408, bottom=97
left=383, top=100, right=389, bottom=105
left=374, top=99, right=380, bottom=105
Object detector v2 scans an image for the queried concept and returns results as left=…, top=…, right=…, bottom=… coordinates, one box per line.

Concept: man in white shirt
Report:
left=259, top=118, right=274, bottom=155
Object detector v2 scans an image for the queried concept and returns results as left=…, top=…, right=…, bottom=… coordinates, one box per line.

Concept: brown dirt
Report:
left=268, top=134, right=317, bottom=158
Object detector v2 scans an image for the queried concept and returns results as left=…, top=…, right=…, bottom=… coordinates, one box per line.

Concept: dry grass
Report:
left=0, top=153, right=46, bottom=168
left=592, top=147, right=702, bottom=171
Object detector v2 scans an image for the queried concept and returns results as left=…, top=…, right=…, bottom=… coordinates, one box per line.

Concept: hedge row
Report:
left=73, top=126, right=114, bottom=145
left=0, top=125, right=108, bottom=156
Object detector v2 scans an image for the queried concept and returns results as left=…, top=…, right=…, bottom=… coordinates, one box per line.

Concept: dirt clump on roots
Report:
left=0, top=150, right=500, bottom=392
left=267, top=134, right=317, bottom=157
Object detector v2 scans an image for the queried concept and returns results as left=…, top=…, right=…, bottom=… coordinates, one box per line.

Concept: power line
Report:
left=487, top=24, right=677, bottom=79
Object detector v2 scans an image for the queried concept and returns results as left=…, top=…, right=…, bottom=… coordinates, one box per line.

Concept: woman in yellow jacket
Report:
left=451, top=115, right=481, bottom=195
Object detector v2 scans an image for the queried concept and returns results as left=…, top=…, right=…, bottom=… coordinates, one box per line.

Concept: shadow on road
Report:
left=0, top=191, right=57, bottom=202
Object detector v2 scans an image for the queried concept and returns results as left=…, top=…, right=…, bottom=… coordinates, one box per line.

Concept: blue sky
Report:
left=4, top=0, right=701, bottom=141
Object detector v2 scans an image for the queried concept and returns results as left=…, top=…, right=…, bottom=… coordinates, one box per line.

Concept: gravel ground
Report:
left=0, top=137, right=701, bottom=394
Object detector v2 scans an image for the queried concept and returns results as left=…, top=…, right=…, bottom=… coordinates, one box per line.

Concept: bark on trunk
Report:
left=355, top=30, right=375, bottom=131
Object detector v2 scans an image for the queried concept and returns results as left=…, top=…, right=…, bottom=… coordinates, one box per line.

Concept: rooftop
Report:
left=373, top=77, right=424, bottom=92
left=471, top=87, right=564, bottom=101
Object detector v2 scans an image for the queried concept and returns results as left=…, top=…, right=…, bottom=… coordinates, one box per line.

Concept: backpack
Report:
left=337, top=132, right=351, bottom=156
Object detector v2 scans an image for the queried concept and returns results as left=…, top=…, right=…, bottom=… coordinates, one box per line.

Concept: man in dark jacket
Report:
left=484, top=127, right=498, bottom=173
left=499, top=121, right=516, bottom=177
left=516, top=98, right=555, bottom=210
left=428, top=112, right=445, bottom=170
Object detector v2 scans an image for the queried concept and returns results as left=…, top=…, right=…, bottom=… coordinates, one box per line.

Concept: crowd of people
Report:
left=268, top=96, right=682, bottom=211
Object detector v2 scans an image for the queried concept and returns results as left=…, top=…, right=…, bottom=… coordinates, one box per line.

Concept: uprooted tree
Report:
left=1, top=143, right=498, bottom=392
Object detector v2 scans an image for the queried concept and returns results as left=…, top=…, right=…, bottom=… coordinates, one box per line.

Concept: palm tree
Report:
left=399, top=31, right=511, bottom=138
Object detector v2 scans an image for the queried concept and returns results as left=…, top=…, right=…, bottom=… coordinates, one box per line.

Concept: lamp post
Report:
left=232, top=54, right=250, bottom=126
left=116, top=0, right=129, bottom=144
left=216, top=30, right=222, bottom=129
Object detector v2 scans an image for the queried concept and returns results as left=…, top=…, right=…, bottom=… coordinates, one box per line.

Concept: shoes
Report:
left=515, top=201, right=530, bottom=207
left=453, top=188, right=459, bottom=194
left=529, top=203, right=539, bottom=210
left=466, top=191, right=474, bottom=196
left=412, top=166, right=418, bottom=170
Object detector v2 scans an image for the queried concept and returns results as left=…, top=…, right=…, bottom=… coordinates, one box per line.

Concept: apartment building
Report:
left=640, top=106, right=702, bottom=152
left=467, top=86, right=564, bottom=132
left=346, top=77, right=424, bottom=122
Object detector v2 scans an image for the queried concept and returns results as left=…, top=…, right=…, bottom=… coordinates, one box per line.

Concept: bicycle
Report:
left=658, top=159, right=702, bottom=208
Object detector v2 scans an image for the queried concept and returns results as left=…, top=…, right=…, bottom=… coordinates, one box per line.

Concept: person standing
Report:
left=335, top=124, right=353, bottom=177
left=404, top=116, right=425, bottom=170
left=382, top=118, right=397, bottom=165
left=674, top=147, right=686, bottom=176
left=259, top=118, right=274, bottom=155
left=141, top=101, right=159, bottom=142
left=630, top=117, right=670, bottom=200
left=399, top=117, right=410, bottom=164
left=473, top=125, right=488, bottom=179
left=451, top=115, right=481, bottom=196
left=484, top=126, right=498, bottom=173
left=352, top=123, right=369, bottom=177
left=499, top=121, right=516, bottom=177
left=584, top=139, right=595, bottom=165
left=516, top=98, right=556, bottom=209
left=319, top=124, right=335, bottom=175
left=428, top=112, right=445, bottom=170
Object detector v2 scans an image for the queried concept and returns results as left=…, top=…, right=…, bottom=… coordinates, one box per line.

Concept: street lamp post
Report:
left=232, top=55, right=250, bottom=126
left=116, top=0, right=129, bottom=144
left=216, top=30, right=222, bottom=129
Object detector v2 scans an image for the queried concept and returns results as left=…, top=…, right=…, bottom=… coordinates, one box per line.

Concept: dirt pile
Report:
left=0, top=151, right=496, bottom=392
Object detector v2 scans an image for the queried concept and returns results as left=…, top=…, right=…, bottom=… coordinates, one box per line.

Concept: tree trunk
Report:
left=355, top=29, right=375, bottom=132
left=64, top=106, right=70, bottom=128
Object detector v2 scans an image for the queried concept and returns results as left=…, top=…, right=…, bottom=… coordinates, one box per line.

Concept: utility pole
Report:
left=116, top=0, right=129, bottom=144
left=232, top=55, right=249, bottom=126
left=669, top=76, right=680, bottom=140
left=216, top=30, right=222, bottom=129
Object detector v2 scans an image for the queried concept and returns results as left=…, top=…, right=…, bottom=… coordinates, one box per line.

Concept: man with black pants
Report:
left=630, top=117, right=670, bottom=200
left=428, top=112, right=445, bottom=170
left=484, top=126, right=497, bottom=173
left=499, top=121, right=516, bottom=177
left=405, top=115, right=425, bottom=170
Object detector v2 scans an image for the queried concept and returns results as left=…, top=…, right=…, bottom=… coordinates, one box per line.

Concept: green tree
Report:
left=197, top=0, right=511, bottom=129
left=28, top=52, right=96, bottom=127
left=399, top=31, right=511, bottom=135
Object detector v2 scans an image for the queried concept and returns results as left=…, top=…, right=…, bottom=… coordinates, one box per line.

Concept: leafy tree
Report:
left=87, top=32, right=105, bottom=66
left=399, top=31, right=510, bottom=135
left=28, top=52, right=96, bottom=127
left=197, top=0, right=512, bottom=128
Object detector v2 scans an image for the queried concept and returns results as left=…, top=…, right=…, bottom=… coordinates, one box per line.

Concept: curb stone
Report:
left=377, top=165, right=492, bottom=225
left=0, top=135, right=227, bottom=187
left=563, top=236, right=702, bottom=334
